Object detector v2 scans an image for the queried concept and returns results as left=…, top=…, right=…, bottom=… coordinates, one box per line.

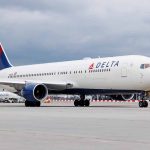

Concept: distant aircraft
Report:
left=0, top=43, right=149, bottom=107
left=0, top=91, right=24, bottom=103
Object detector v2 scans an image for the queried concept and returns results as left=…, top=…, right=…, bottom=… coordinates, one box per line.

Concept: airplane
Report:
left=0, top=43, right=150, bottom=107
left=0, top=91, right=25, bottom=103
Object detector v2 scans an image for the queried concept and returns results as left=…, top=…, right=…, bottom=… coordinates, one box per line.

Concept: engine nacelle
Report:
left=21, top=83, right=48, bottom=102
left=110, top=94, right=134, bottom=101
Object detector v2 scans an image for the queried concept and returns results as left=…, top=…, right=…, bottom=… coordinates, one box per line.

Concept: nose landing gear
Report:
left=139, top=101, right=148, bottom=108
left=139, top=92, right=149, bottom=108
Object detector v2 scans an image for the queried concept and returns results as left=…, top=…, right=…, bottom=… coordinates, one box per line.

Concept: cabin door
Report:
left=121, top=64, right=128, bottom=77
left=121, top=67, right=127, bottom=77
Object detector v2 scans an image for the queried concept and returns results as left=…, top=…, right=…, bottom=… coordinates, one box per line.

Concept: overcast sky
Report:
left=0, top=0, right=150, bottom=65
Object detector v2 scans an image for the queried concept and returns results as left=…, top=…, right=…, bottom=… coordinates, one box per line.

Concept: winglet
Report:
left=0, top=43, right=12, bottom=70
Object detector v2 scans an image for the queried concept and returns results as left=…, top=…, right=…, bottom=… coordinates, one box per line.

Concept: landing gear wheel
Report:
left=80, top=100, right=85, bottom=107
left=25, top=101, right=41, bottom=107
left=139, top=101, right=148, bottom=108
left=25, top=100, right=30, bottom=107
left=35, top=101, right=41, bottom=107
left=84, top=100, right=90, bottom=107
left=143, top=101, right=148, bottom=107
left=74, top=100, right=79, bottom=107
left=74, top=95, right=91, bottom=107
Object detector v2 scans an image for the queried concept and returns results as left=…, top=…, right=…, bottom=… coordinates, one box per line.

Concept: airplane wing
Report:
left=0, top=80, right=74, bottom=92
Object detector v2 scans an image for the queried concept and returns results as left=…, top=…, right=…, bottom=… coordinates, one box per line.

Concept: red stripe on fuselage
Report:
left=0, top=45, right=3, bottom=56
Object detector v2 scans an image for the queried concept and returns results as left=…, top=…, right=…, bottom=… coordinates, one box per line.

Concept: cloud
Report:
left=0, top=0, right=150, bottom=65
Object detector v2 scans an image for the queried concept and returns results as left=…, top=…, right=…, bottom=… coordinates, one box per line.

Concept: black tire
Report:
left=35, top=101, right=41, bottom=107
left=74, top=100, right=79, bottom=107
left=143, top=101, right=148, bottom=108
left=84, top=100, right=90, bottom=107
left=25, top=101, right=41, bottom=107
left=25, top=100, right=30, bottom=107
left=139, top=101, right=144, bottom=107
left=79, top=100, right=85, bottom=107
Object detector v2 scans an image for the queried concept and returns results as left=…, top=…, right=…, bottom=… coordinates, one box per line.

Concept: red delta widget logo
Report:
left=89, top=61, right=119, bottom=70
left=89, top=63, right=94, bottom=70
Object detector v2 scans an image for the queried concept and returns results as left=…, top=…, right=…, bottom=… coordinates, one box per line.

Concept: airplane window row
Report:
left=8, top=69, right=111, bottom=78
left=8, top=72, right=56, bottom=78
left=89, top=69, right=111, bottom=73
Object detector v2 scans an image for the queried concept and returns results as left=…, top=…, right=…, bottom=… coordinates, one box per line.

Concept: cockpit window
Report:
left=140, top=64, right=150, bottom=69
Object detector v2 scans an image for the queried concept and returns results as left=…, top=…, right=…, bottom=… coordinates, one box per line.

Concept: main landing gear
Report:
left=25, top=100, right=41, bottom=107
left=74, top=95, right=90, bottom=107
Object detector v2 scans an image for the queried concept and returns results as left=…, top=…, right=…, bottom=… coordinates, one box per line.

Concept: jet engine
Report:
left=21, top=83, right=48, bottom=102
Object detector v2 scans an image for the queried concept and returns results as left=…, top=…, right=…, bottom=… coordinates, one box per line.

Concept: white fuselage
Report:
left=0, top=91, right=22, bottom=100
left=0, top=55, right=150, bottom=94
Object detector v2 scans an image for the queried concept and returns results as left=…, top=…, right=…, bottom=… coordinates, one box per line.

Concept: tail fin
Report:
left=0, top=43, right=12, bottom=70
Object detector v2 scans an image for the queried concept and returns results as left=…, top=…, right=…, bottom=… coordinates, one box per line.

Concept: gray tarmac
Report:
left=0, top=101, right=150, bottom=150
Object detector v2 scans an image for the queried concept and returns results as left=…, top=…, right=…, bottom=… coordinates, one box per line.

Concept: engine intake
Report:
left=21, top=83, right=48, bottom=102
